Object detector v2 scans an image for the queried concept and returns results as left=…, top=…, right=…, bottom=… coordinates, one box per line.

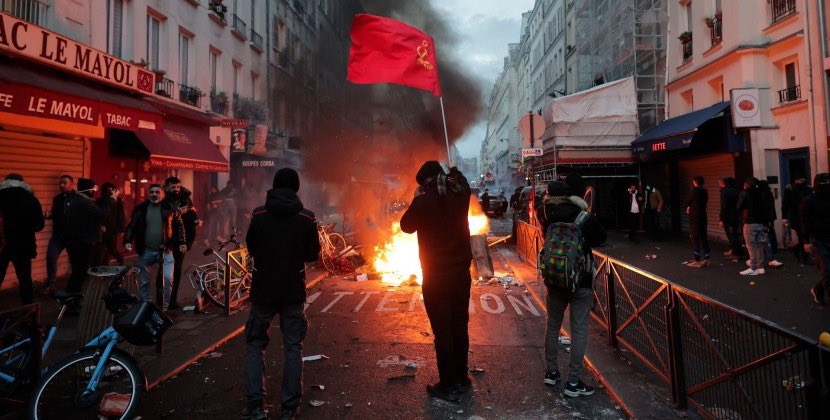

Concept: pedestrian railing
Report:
left=516, top=221, right=830, bottom=419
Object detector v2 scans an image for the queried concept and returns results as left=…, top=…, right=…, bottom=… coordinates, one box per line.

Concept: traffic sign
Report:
left=521, top=148, right=544, bottom=157
left=518, top=113, right=545, bottom=143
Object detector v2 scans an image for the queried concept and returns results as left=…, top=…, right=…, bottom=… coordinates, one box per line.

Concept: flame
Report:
left=373, top=198, right=490, bottom=286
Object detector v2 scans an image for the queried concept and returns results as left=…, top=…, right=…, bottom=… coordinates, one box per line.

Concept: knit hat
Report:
left=272, top=168, right=300, bottom=192
left=415, top=161, right=445, bottom=186
left=547, top=181, right=574, bottom=197
left=564, top=173, right=586, bottom=195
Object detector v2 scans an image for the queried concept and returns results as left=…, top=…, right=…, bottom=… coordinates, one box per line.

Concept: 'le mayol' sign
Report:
left=0, top=12, right=155, bottom=95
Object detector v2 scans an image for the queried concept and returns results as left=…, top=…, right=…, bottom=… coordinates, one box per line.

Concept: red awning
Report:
left=0, top=58, right=162, bottom=132
left=135, top=114, right=228, bottom=172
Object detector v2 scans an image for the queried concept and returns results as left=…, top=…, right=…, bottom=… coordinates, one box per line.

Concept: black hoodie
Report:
left=246, top=188, right=320, bottom=306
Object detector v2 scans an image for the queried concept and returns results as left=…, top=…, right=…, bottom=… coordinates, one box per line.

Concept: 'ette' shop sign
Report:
left=0, top=12, right=155, bottom=95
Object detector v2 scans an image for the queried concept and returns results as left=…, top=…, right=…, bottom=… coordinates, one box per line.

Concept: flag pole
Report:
left=439, top=96, right=452, bottom=166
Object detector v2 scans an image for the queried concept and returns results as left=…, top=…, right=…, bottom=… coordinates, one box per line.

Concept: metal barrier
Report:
left=224, top=247, right=251, bottom=316
left=516, top=221, right=829, bottom=419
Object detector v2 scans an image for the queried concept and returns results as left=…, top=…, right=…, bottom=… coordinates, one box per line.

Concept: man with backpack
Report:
left=536, top=181, right=606, bottom=398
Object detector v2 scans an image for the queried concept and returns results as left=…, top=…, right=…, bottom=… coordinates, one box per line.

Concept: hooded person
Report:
left=802, top=173, right=830, bottom=306
left=400, top=160, right=472, bottom=402
left=0, top=174, right=45, bottom=304
left=534, top=181, right=606, bottom=397
left=243, top=168, right=321, bottom=420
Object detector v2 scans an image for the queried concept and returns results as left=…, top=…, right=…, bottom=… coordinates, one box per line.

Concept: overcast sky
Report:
left=433, top=0, right=535, bottom=158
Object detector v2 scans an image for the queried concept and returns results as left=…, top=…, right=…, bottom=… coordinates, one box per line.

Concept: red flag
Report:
left=347, top=14, right=442, bottom=97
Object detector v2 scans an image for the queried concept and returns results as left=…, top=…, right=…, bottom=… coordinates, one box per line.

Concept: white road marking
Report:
left=321, top=291, right=353, bottom=312
left=480, top=293, right=506, bottom=314
left=353, top=290, right=380, bottom=312
left=375, top=292, right=399, bottom=312
left=507, top=294, right=540, bottom=316
left=304, top=291, right=321, bottom=310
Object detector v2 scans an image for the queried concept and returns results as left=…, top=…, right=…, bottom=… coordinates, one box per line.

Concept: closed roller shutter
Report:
left=0, top=130, right=85, bottom=285
left=677, top=154, right=735, bottom=242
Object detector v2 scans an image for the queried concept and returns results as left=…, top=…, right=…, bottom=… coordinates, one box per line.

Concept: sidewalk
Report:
left=597, top=230, right=830, bottom=339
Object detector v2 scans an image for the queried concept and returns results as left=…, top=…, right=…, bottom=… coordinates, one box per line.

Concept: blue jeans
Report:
left=137, top=249, right=174, bottom=307
left=45, top=235, right=66, bottom=286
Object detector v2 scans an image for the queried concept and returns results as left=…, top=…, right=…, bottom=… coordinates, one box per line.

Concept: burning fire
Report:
left=373, top=200, right=490, bottom=286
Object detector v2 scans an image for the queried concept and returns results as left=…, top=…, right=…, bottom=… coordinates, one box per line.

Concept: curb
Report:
left=499, top=252, right=635, bottom=419
left=146, top=270, right=329, bottom=390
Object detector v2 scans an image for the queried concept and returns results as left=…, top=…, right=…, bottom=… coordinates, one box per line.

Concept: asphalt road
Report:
left=136, top=214, right=624, bottom=419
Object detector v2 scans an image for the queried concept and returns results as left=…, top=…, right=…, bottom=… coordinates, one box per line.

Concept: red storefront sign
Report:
left=0, top=79, right=161, bottom=131
left=149, top=156, right=228, bottom=172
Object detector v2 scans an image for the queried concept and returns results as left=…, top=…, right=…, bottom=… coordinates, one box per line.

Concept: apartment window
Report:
left=179, top=34, right=191, bottom=85
left=771, top=0, right=796, bottom=24
left=146, top=15, right=162, bottom=70
left=251, top=72, right=259, bottom=101
left=779, top=62, right=801, bottom=102
left=107, top=0, right=124, bottom=57
left=233, top=64, right=240, bottom=96
left=685, top=2, right=692, bottom=31
left=210, top=50, right=220, bottom=91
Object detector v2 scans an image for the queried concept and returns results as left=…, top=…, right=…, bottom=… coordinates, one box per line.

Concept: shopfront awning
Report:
left=631, top=102, right=730, bottom=154
left=0, top=58, right=162, bottom=132
left=134, top=116, right=228, bottom=172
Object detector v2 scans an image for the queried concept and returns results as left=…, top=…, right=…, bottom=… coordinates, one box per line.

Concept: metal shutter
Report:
left=677, top=154, right=735, bottom=242
left=0, top=131, right=85, bottom=285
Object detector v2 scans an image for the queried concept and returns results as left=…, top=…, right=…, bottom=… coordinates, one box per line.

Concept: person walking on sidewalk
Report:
left=783, top=178, right=811, bottom=264
left=0, top=174, right=45, bottom=304
left=643, top=184, right=663, bottom=241
left=94, top=182, right=125, bottom=266
left=719, top=177, right=744, bottom=260
left=243, top=168, right=320, bottom=420
left=162, top=177, right=198, bottom=310
left=759, top=180, right=784, bottom=268
left=536, top=181, right=606, bottom=397
left=41, top=175, right=75, bottom=295
left=63, top=178, right=103, bottom=299
left=685, top=176, right=710, bottom=267
left=401, top=161, right=473, bottom=403
left=123, top=184, right=186, bottom=307
left=801, top=173, right=830, bottom=306
left=737, top=177, right=769, bottom=276
left=627, top=184, right=644, bottom=241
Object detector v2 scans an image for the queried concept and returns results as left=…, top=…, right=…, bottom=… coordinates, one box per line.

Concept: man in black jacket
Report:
left=684, top=176, right=710, bottom=267
left=737, top=177, right=768, bottom=276
left=123, top=184, right=186, bottom=307
left=163, top=177, right=199, bottom=310
left=719, top=177, right=743, bottom=260
left=801, top=173, right=830, bottom=306
left=63, top=178, right=103, bottom=296
left=0, top=174, right=45, bottom=304
left=400, top=161, right=472, bottom=402
left=243, top=168, right=320, bottom=420
left=783, top=178, right=811, bottom=263
left=536, top=181, right=606, bottom=397
left=42, top=175, right=75, bottom=294
left=94, top=182, right=125, bottom=266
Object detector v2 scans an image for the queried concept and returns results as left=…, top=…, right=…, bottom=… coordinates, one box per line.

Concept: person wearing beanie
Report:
left=0, top=173, right=45, bottom=304
left=535, top=180, right=606, bottom=398
left=400, top=161, right=472, bottom=402
left=243, top=167, right=320, bottom=420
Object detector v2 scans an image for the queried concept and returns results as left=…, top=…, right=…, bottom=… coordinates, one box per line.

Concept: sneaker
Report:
left=740, top=268, right=758, bottom=276
left=757, top=268, right=765, bottom=275
left=544, top=369, right=561, bottom=386
left=564, top=380, right=595, bottom=397
left=723, top=250, right=734, bottom=256
left=242, top=406, right=268, bottom=420
left=454, top=376, right=472, bottom=394
left=768, top=260, right=784, bottom=268
left=810, top=287, right=827, bottom=305
left=280, top=406, right=298, bottom=420
left=687, top=261, right=702, bottom=268
left=700, top=259, right=710, bottom=267
left=426, top=382, right=460, bottom=402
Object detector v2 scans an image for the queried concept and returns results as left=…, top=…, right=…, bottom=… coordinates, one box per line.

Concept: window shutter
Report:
left=180, top=36, right=189, bottom=85
left=112, top=0, right=123, bottom=57
left=151, top=18, right=160, bottom=70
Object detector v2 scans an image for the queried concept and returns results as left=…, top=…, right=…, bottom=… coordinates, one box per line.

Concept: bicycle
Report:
left=25, top=266, right=172, bottom=419
left=186, top=227, right=252, bottom=309
left=318, top=223, right=348, bottom=273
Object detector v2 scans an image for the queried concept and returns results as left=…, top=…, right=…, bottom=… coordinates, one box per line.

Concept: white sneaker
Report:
left=746, top=260, right=751, bottom=267
left=768, top=260, right=783, bottom=268
left=757, top=268, right=766, bottom=274
left=740, top=268, right=758, bottom=276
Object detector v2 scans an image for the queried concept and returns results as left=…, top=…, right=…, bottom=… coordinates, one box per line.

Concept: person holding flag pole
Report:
left=347, top=14, right=472, bottom=402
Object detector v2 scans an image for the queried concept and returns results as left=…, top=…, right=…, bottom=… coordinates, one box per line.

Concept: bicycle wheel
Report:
left=201, top=266, right=228, bottom=309
left=28, top=348, right=144, bottom=420
left=328, top=233, right=347, bottom=257
left=0, top=319, right=37, bottom=398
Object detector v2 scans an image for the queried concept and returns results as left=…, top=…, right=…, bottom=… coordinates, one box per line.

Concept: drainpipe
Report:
left=818, top=0, right=830, bottom=173
left=805, top=0, right=821, bottom=174
left=266, top=0, right=271, bottom=130
left=663, top=9, right=671, bottom=121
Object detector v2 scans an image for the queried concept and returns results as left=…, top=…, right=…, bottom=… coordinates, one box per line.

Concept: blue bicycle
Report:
left=0, top=266, right=171, bottom=419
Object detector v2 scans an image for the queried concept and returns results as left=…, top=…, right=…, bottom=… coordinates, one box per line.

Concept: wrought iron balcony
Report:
left=681, top=37, right=693, bottom=61
left=2, top=0, right=50, bottom=26
left=179, top=83, right=203, bottom=107
left=778, top=85, right=800, bottom=103
left=708, top=16, right=722, bottom=45
left=250, top=29, right=264, bottom=52
left=155, top=77, right=174, bottom=98
left=231, top=14, right=247, bottom=40
left=771, top=0, right=796, bottom=23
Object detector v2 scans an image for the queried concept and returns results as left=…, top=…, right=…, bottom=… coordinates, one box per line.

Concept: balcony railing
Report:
left=681, top=37, right=693, bottom=62
left=2, top=0, right=50, bottom=26
left=231, top=14, right=247, bottom=40
left=155, top=77, right=174, bottom=98
left=778, top=85, right=801, bottom=103
left=771, top=0, right=796, bottom=23
left=179, top=83, right=203, bottom=107
left=708, top=16, right=722, bottom=45
left=250, top=29, right=263, bottom=51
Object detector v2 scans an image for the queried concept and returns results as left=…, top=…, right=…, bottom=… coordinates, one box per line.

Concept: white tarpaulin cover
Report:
left=541, top=77, right=639, bottom=148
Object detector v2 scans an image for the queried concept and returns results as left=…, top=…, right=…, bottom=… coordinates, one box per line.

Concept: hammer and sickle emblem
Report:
left=416, top=40, right=434, bottom=70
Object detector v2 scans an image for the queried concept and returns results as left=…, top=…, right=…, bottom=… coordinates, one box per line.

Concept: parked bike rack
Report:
left=224, top=248, right=251, bottom=317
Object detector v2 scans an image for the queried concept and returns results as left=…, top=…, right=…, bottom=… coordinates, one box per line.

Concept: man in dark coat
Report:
left=243, top=168, right=320, bottom=420
left=802, top=173, right=830, bottom=306
left=63, top=178, right=103, bottom=296
left=0, top=174, right=45, bottom=304
left=163, top=177, right=199, bottom=310
left=684, top=176, right=710, bottom=267
left=719, top=177, right=743, bottom=260
left=783, top=178, right=811, bottom=263
left=95, top=182, right=125, bottom=266
left=42, top=175, right=75, bottom=294
left=400, top=161, right=473, bottom=402
left=481, top=188, right=491, bottom=213
left=535, top=181, right=606, bottom=397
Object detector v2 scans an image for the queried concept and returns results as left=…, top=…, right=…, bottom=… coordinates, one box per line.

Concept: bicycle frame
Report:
left=0, top=304, right=40, bottom=388
left=81, top=326, right=121, bottom=393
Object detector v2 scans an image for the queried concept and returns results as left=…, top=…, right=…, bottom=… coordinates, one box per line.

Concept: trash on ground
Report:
left=183, top=305, right=196, bottom=312
left=783, top=376, right=805, bottom=391
left=302, top=354, right=330, bottom=362
left=308, top=400, right=325, bottom=407
left=356, top=273, right=369, bottom=282
left=99, top=392, right=130, bottom=418
left=405, top=362, right=419, bottom=369
left=388, top=373, right=417, bottom=381
left=345, top=403, right=353, bottom=408
left=204, top=352, right=223, bottom=359
left=312, top=384, right=325, bottom=390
